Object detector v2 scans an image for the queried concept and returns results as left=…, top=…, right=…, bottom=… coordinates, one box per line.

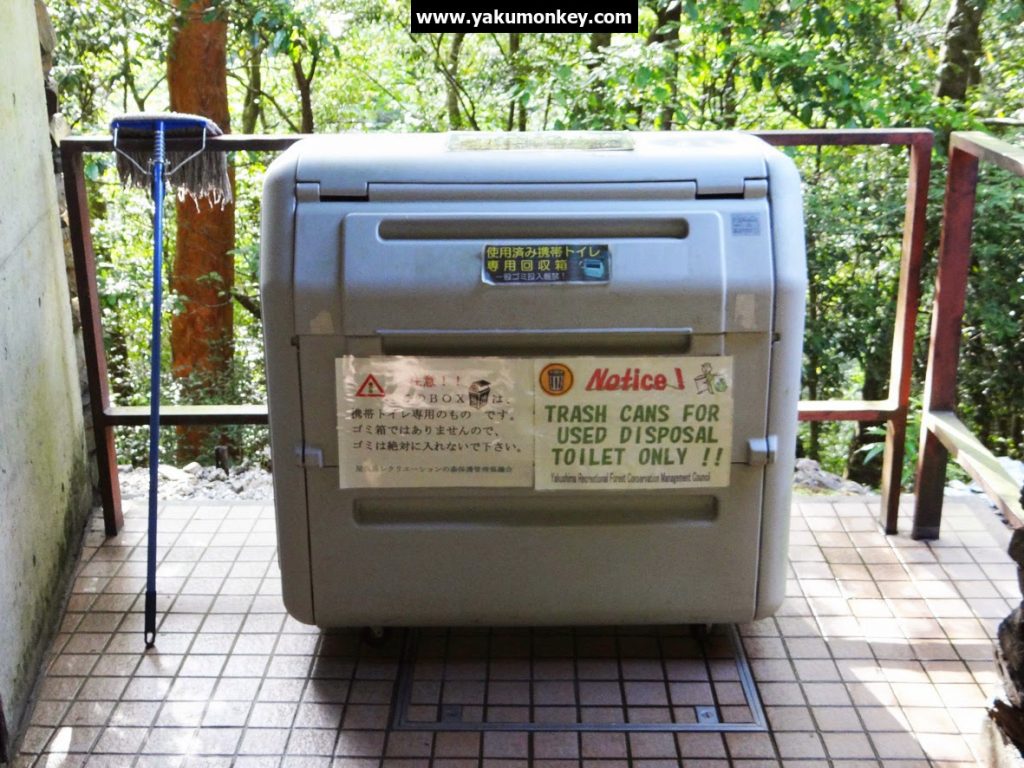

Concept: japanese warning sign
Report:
left=336, top=355, right=733, bottom=490
left=534, top=356, right=733, bottom=490
left=336, top=356, right=534, bottom=488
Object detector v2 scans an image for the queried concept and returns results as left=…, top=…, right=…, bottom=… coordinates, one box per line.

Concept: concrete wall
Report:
left=0, top=0, right=93, bottom=747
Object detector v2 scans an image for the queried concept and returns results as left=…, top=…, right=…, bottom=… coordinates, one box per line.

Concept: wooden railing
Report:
left=913, top=131, right=1024, bottom=539
left=61, top=129, right=933, bottom=537
left=756, top=129, right=933, bottom=537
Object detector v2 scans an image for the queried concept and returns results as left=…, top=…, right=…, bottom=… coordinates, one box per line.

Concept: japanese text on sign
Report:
left=336, top=356, right=734, bottom=490
left=482, top=244, right=610, bottom=284
left=336, top=357, right=534, bottom=488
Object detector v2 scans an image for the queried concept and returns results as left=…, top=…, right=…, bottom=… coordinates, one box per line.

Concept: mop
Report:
left=110, top=113, right=232, bottom=647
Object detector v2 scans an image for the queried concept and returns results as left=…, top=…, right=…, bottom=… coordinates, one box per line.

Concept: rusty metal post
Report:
left=879, top=134, right=932, bottom=533
left=758, top=129, right=933, bottom=534
left=61, top=144, right=123, bottom=536
left=913, top=145, right=979, bottom=539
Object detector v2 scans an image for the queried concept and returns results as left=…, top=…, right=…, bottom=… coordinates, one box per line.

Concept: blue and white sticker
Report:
left=730, top=213, right=762, bottom=237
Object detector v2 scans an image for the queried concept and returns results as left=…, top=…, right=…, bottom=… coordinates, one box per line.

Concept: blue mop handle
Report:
left=144, top=122, right=165, bottom=648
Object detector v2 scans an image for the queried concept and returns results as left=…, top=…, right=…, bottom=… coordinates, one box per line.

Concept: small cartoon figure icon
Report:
left=694, top=363, right=728, bottom=395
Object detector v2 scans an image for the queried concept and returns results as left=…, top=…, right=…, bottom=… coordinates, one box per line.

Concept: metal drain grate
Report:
left=391, top=625, right=766, bottom=733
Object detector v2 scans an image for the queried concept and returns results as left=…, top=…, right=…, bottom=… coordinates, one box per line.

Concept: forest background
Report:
left=49, top=0, right=1024, bottom=487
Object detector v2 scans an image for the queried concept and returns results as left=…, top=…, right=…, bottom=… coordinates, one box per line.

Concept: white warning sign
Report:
left=336, top=355, right=734, bottom=491
left=336, top=356, right=534, bottom=488
left=534, top=356, right=733, bottom=490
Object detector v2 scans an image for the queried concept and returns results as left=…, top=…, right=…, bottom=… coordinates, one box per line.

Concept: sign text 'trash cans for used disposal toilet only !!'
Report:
left=335, top=356, right=734, bottom=490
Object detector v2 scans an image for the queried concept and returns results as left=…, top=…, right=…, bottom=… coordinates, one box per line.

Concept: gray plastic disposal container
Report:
left=260, top=131, right=806, bottom=628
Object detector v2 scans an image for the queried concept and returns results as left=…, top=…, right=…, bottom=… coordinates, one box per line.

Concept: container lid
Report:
left=293, top=131, right=770, bottom=197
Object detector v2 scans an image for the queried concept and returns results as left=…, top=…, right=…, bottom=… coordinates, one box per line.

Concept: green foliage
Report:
left=49, top=0, right=1024, bottom=477
left=86, top=152, right=270, bottom=466
left=957, top=152, right=1024, bottom=458
left=50, top=0, right=168, bottom=127
left=793, top=145, right=909, bottom=477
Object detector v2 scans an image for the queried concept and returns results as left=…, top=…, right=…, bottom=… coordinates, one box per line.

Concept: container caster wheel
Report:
left=361, top=626, right=390, bottom=647
left=694, top=623, right=714, bottom=640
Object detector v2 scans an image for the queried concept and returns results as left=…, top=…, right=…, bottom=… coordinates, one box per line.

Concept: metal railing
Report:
left=913, top=131, right=1024, bottom=539
left=61, top=129, right=933, bottom=537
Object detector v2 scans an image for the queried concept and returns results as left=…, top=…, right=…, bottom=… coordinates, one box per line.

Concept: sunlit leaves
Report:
left=50, top=0, right=1024, bottom=467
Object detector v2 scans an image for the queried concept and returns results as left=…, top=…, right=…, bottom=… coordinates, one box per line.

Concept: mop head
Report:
left=110, top=112, right=233, bottom=205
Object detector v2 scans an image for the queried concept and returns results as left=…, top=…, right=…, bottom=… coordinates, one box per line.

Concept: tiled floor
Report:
left=11, top=494, right=1016, bottom=767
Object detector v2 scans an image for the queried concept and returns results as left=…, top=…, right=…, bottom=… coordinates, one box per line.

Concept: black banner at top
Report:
left=410, top=1, right=639, bottom=33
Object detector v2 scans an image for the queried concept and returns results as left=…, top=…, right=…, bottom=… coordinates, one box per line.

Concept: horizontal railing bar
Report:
left=62, top=129, right=935, bottom=155
left=950, top=131, right=1024, bottom=177
left=798, top=399, right=896, bottom=422
left=924, top=410, right=1024, bottom=528
left=104, top=404, right=268, bottom=426
left=753, top=128, right=932, bottom=147
left=107, top=402, right=898, bottom=425
left=62, top=135, right=303, bottom=153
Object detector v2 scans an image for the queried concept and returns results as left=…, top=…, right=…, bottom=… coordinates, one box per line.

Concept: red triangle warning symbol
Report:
left=355, top=373, right=385, bottom=398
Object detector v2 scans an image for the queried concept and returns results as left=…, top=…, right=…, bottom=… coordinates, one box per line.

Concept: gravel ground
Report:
left=118, top=462, right=274, bottom=500
left=120, top=456, right=1024, bottom=502
left=120, top=457, right=880, bottom=500
left=792, top=458, right=871, bottom=495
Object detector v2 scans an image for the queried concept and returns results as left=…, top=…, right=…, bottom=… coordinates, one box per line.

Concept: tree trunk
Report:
left=647, top=1, right=681, bottom=129
left=574, top=32, right=613, bottom=127
left=845, top=366, right=887, bottom=486
left=292, top=58, right=316, bottom=133
left=507, top=33, right=529, bottom=131
left=805, top=276, right=820, bottom=461
left=168, top=0, right=235, bottom=462
left=241, top=40, right=264, bottom=134
left=718, top=25, right=738, bottom=128
left=804, top=223, right=820, bottom=461
left=446, top=33, right=466, bottom=130
left=589, top=32, right=612, bottom=54
left=506, top=33, right=519, bottom=131
left=935, top=0, right=986, bottom=101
